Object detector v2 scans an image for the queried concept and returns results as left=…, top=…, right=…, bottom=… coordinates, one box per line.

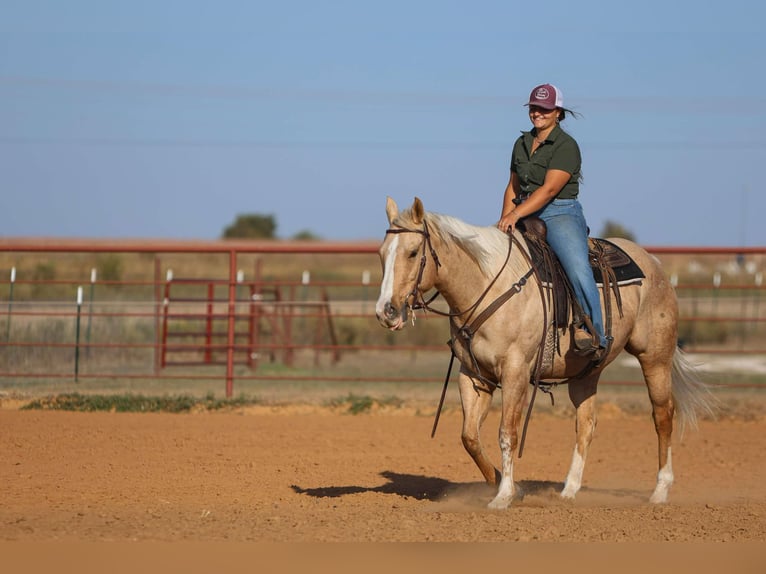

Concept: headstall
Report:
left=385, top=219, right=441, bottom=312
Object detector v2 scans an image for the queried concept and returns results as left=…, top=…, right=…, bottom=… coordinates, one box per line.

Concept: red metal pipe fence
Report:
left=0, top=238, right=764, bottom=396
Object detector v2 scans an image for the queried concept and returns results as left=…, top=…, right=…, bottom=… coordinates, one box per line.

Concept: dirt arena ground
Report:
left=2, top=396, right=765, bottom=571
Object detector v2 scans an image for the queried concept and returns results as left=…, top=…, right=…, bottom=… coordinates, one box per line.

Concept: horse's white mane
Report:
left=425, top=212, right=529, bottom=278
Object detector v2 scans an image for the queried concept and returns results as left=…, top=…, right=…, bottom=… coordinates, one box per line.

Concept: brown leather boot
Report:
left=573, top=327, right=598, bottom=356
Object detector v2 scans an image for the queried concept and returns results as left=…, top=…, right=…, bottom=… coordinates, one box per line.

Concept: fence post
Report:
left=285, top=284, right=296, bottom=366
left=161, top=270, right=172, bottom=368
left=225, top=250, right=238, bottom=398
left=153, top=256, right=162, bottom=375
left=6, top=267, right=15, bottom=342
left=205, top=282, right=214, bottom=364
left=755, top=272, right=763, bottom=338
left=86, top=268, right=96, bottom=357
left=249, top=259, right=262, bottom=370
left=712, top=272, right=721, bottom=317
left=362, top=270, right=370, bottom=314
left=300, top=270, right=310, bottom=334
left=75, top=286, right=83, bottom=382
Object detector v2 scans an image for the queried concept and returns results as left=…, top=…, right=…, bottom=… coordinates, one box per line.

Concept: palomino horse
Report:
left=375, top=197, right=715, bottom=509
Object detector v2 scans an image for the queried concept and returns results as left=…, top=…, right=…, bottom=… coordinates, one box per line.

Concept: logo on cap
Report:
left=526, top=83, right=562, bottom=109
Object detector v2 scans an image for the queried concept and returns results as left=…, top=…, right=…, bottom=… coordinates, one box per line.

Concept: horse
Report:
left=375, top=196, right=716, bottom=509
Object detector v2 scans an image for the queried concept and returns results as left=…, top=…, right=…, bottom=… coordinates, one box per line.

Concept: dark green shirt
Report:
left=510, top=124, right=581, bottom=199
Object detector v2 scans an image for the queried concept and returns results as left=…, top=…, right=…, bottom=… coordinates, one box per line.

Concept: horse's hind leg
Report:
left=561, top=376, right=599, bottom=500
left=457, top=370, right=499, bottom=484
left=638, top=357, right=676, bottom=503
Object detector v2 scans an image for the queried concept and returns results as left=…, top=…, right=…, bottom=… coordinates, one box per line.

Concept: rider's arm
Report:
left=498, top=169, right=570, bottom=233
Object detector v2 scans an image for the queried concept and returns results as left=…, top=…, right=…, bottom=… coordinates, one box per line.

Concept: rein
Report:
left=386, top=218, right=520, bottom=322
left=387, top=219, right=550, bottom=455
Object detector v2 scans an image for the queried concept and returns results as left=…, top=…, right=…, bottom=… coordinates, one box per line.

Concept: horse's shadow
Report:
left=291, top=470, right=453, bottom=501
left=291, top=472, right=645, bottom=504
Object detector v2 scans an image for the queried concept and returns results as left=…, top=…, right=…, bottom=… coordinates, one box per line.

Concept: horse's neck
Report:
left=435, top=240, right=517, bottom=315
left=435, top=235, right=533, bottom=315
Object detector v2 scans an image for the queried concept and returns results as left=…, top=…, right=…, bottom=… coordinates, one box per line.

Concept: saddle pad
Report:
left=588, top=238, right=645, bottom=286
left=522, top=234, right=644, bottom=330
left=524, top=236, right=644, bottom=287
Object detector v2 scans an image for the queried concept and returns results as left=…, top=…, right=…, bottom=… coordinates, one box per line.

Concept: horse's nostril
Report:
left=384, top=302, right=398, bottom=319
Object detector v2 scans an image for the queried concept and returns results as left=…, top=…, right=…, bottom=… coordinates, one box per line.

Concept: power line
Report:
left=1, top=136, right=765, bottom=151
left=3, top=75, right=766, bottom=112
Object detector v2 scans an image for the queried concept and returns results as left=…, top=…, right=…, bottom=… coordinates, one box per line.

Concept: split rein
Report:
left=385, top=220, right=539, bottom=410
left=384, top=219, right=532, bottom=324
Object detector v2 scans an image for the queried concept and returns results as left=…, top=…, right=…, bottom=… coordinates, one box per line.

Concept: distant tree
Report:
left=222, top=214, right=277, bottom=239
left=599, top=220, right=636, bottom=241
left=291, top=229, right=321, bottom=241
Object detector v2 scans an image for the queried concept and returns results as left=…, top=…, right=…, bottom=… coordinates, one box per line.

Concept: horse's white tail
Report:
left=671, top=347, right=719, bottom=430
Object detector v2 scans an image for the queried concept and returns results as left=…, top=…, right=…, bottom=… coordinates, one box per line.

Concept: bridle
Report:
left=384, top=217, right=533, bottom=325
left=384, top=218, right=441, bottom=313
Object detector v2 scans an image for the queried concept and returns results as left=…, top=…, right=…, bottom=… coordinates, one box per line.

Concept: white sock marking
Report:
left=562, top=448, right=585, bottom=499
left=650, top=448, right=674, bottom=504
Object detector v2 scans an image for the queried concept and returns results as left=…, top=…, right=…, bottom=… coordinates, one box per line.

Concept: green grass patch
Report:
left=326, top=393, right=404, bottom=414
left=20, top=392, right=260, bottom=413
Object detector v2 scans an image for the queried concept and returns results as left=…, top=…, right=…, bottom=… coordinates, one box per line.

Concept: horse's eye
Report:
left=408, top=249, right=418, bottom=259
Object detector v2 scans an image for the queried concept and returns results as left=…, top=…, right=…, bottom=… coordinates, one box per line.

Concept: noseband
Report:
left=385, top=218, right=441, bottom=311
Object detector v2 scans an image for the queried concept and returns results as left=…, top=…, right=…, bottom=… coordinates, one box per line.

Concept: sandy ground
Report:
left=2, top=396, right=766, bottom=572
left=1, top=401, right=764, bottom=542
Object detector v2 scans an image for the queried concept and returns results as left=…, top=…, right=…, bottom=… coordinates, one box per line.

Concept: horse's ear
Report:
left=385, top=196, right=399, bottom=224
left=412, top=197, right=424, bottom=224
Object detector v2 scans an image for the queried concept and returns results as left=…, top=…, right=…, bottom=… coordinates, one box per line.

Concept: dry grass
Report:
left=1, top=244, right=765, bottom=416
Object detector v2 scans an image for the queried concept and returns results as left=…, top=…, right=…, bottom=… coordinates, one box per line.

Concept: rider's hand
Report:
left=497, top=211, right=521, bottom=235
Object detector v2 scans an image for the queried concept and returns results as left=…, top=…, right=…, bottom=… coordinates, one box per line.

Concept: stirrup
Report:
left=573, top=327, right=598, bottom=355
left=587, top=336, right=613, bottom=365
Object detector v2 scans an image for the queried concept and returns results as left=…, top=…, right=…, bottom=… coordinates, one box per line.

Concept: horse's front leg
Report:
left=457, top=370, right=499, bottom=484
left=488, top=378, right=528, bottom=509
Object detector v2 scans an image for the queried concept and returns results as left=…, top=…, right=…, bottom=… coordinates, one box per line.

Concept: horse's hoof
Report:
left=649, top=481, right=671, bottom=504
left=649, top=492, right=669, bottom=504
left=487, top=496, right=512, bottom=510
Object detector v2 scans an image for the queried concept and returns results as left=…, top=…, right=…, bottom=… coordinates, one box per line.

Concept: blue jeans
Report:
left=534, top=199, right=607, bottom=348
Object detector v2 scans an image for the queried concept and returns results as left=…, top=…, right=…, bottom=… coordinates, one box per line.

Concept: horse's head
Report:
left=375, top=196, right=440, bottom=330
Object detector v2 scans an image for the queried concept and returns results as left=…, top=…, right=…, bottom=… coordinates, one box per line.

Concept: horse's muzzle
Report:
left=376, top=301, right=408, bottom=330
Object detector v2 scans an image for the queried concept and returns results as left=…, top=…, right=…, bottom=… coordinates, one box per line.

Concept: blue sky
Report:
left=1, top=0, right=765, bottom=246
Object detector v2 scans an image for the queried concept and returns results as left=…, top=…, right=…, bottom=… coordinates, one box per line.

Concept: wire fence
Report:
left=1, top=240, right=764, bottom=397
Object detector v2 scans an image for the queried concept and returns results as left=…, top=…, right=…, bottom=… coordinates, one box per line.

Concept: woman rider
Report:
left=496, top=83, right=607, bottom=357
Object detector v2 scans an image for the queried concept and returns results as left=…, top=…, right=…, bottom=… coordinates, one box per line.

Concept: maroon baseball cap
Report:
left=525, top=83, right=563, bottom=110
